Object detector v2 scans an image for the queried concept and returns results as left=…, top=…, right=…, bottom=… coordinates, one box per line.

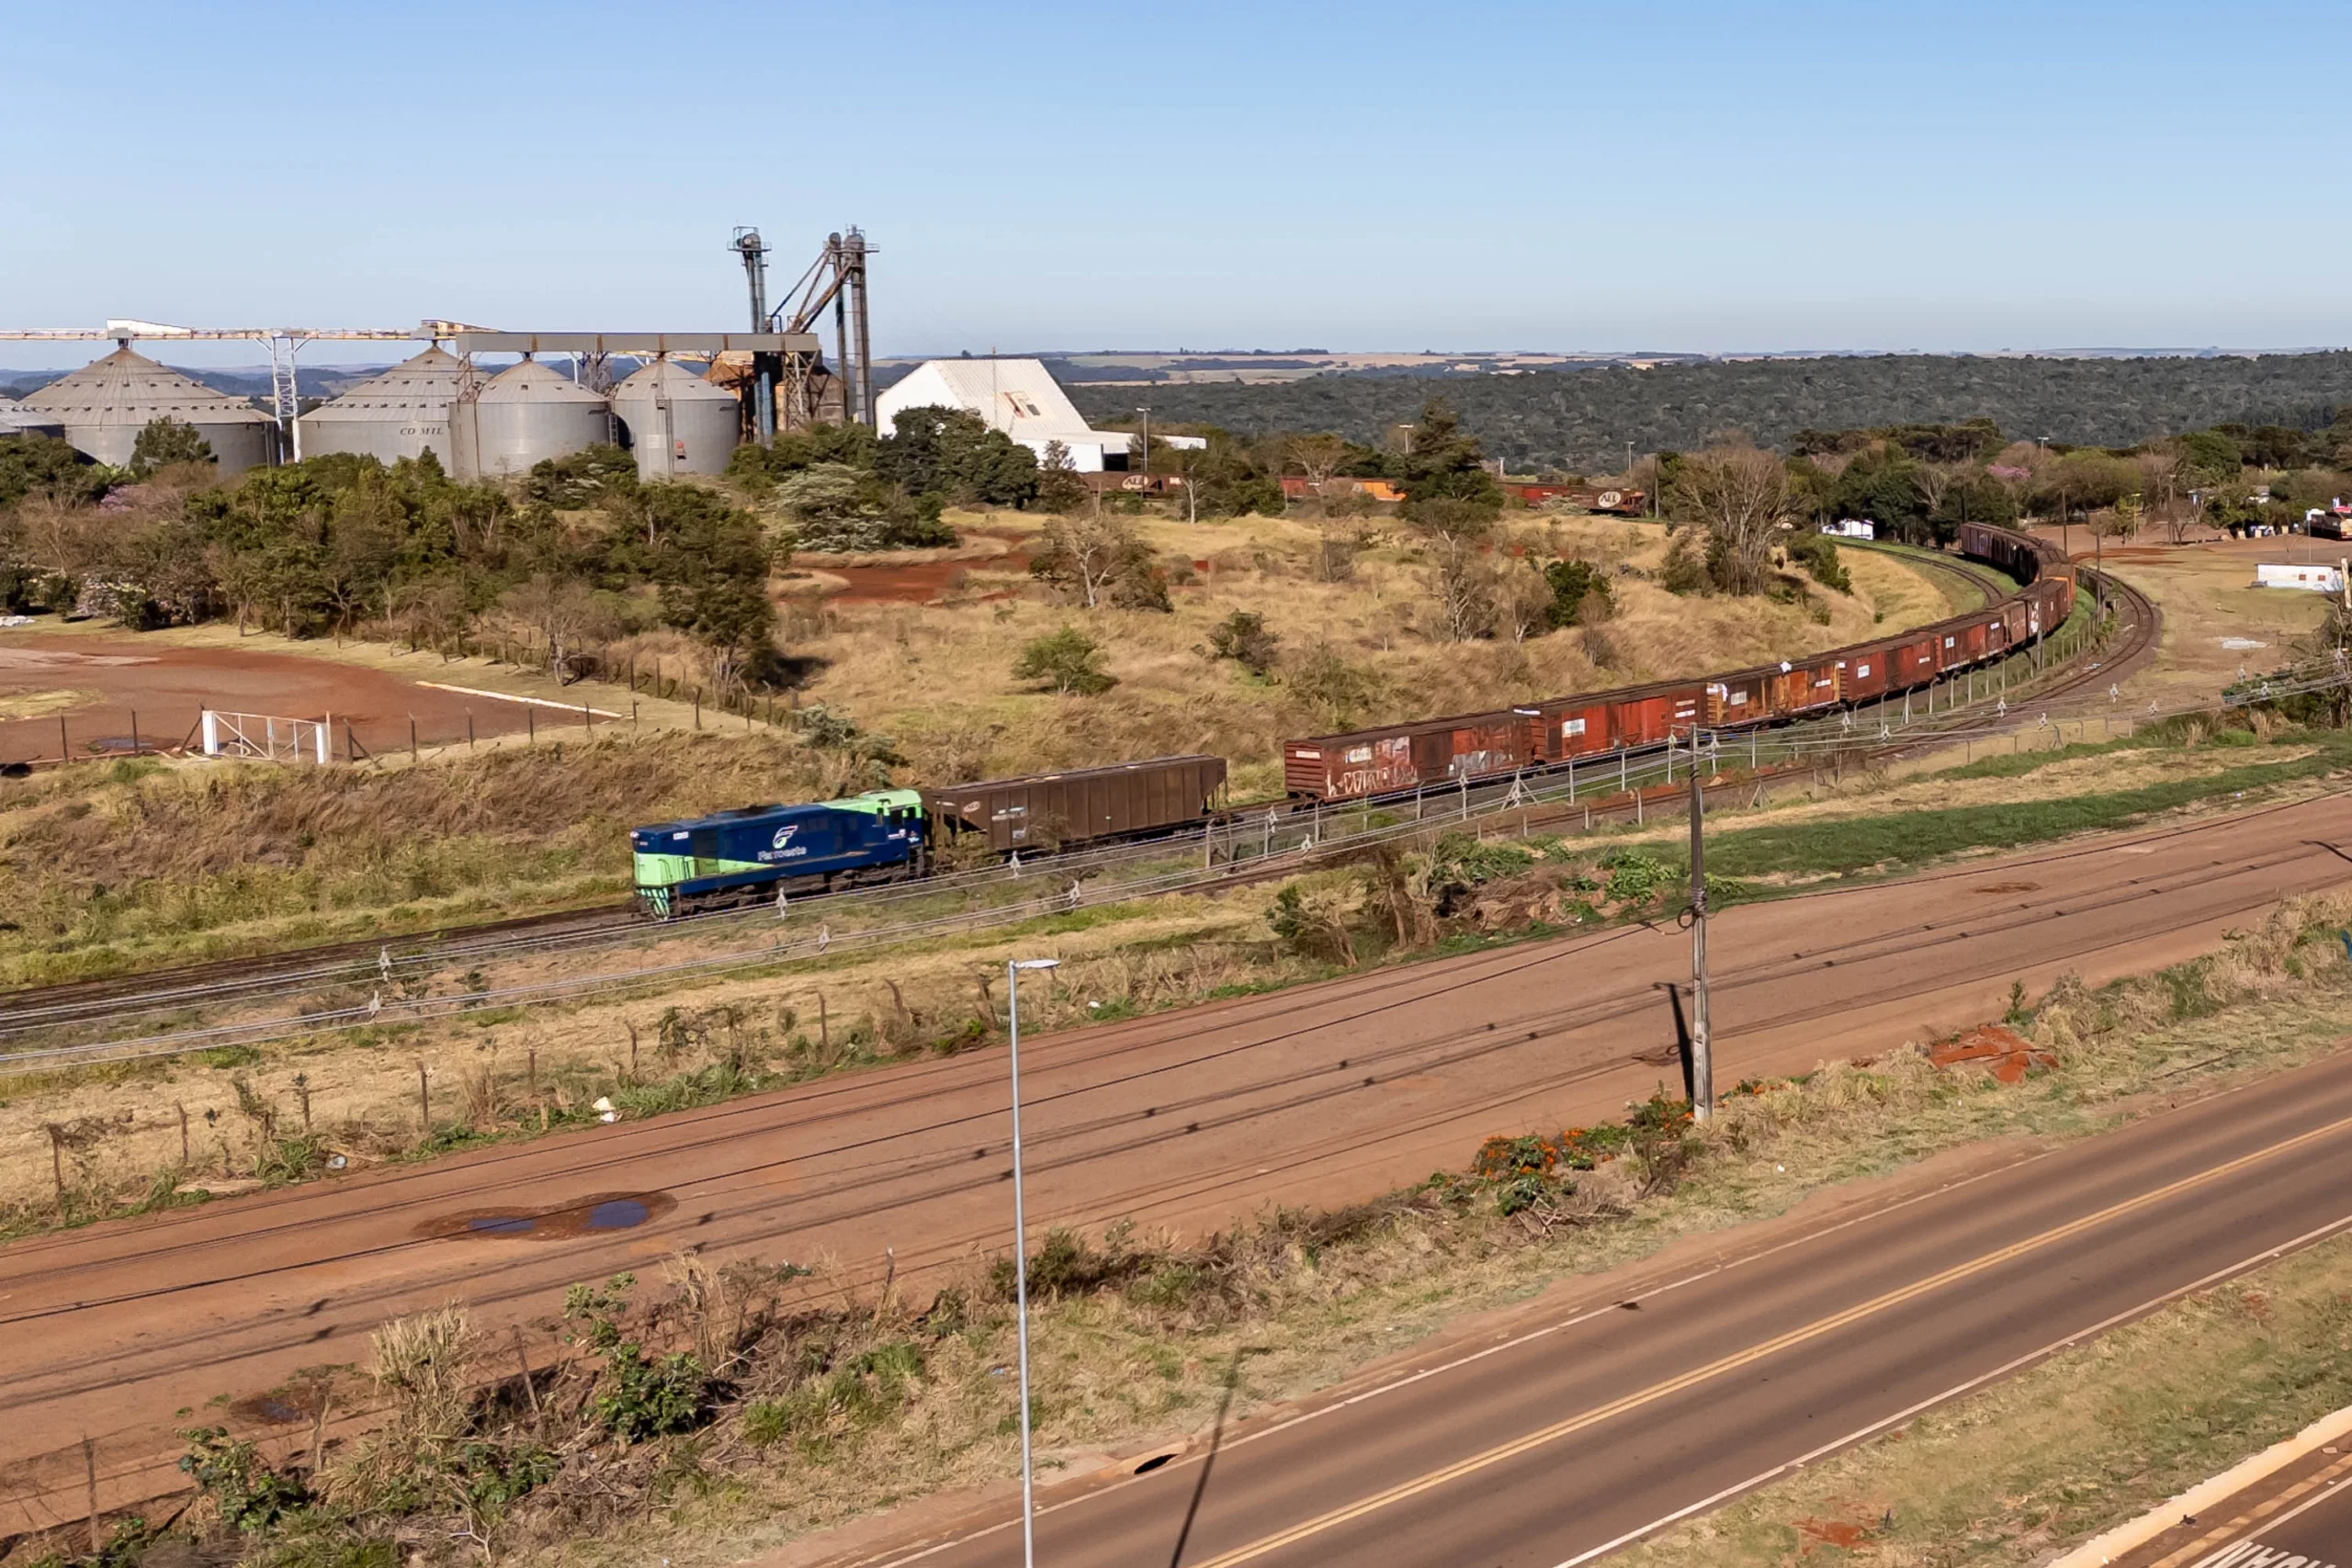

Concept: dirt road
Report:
left=5, top=791, right=2349, bottom=1525
left=0, top=633, right=544, bottom=763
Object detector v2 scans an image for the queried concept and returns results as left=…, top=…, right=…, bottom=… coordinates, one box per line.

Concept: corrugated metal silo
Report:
left=610, top=360, right=739, bottom=479
left=17, top=345, right=278, bottom=474
left=297, top=346, right=467, bottom=465
left=447, top=359, right=612, bottom=481
left=0, top=395, right=67, bottom=440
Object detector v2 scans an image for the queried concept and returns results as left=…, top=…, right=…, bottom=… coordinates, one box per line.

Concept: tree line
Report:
left=1067, top=353, right=2352, bottom=475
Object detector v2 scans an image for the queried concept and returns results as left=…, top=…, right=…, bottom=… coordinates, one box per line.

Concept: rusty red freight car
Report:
left=1283, top=524, right=2073, bottom=801
left=1283, top=710, right=1537, bottom=799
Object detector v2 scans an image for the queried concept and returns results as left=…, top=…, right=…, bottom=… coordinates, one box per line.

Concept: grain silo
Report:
left=0, top=395, right=67, bottom=440
left=610, top=359, right=739, bottom=479
left=297, top=346, right=467, bottom=465
left=17, top=344, right=278, bottom=473
left=447, top=359, right=612, bottom=481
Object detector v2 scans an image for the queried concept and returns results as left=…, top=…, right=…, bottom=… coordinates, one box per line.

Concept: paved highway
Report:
left=831, top=1050, right=2352, bottom=1568
left=4, top=790, right=2348, bottom=1530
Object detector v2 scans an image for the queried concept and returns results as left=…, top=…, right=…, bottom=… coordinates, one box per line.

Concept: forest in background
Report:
left=1069, top=353, right=2352, bottom=473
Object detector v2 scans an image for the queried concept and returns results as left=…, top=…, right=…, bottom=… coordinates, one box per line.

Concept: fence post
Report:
left=468, top=711, right=475, bottom=750
left=694, top=690, right=703, bottom=730
left=527, top=707, right=535, bottom=744
left=58, top=714, right=68, bottom=764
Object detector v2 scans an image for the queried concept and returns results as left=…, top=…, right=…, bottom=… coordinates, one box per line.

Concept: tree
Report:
left=1491, top=558, right=1555, bottom=643
left=2175, top=429, right=2243, bottom=490
left=1034, top=440, right=1089, bottom=514
left=1205, top=609, right=1280, bottom=675
left=1284, top=641, right=1375, bottom=730
left=1012, top=626, right=1115, bottom=694
left=1823, top=445, right=1933, bottom=543
left=0, top=433, right=109, bottom=509
left=1399, top=398, right=1503, bottom=513
left=1429, top=535, right=1499, bottom=641
left=1669, top=443, right=1791, bottom=595
left=1285, top=434, right=1351, bottom=513
left=1029, top=513, right=1162, bottom=610
left=499, top=572, right=615, bottom=680
left=2088, top=493, right=2141, bottom=579
left=129, top=417, right=214, bottom=479
left=1542, top=558, right=1612, bottom=628
left=875, top=405, right=1037, bottom=507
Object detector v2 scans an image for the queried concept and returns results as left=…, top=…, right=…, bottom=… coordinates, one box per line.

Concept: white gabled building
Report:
left=875, top=356, right=1203, bottom=473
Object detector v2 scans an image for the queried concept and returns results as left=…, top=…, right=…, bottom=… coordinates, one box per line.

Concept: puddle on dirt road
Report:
left=417, top=1190, right=676, bottom=1242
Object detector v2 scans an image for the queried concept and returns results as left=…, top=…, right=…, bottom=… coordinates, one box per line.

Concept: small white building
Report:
left=875, top=357, right=1204, bottom=473
left=2255, top=561, right=2346, bottom=594
left=1821, top=519, right=1876, bottom=540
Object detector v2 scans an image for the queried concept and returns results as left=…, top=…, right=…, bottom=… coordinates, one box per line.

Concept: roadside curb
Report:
left=2048, top=1402, right=2352, bottom=1565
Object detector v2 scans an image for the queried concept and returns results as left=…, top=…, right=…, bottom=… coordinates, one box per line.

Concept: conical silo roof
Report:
left=0, top=393, right=68, bottom=438
left=298, top=346, right=467, bottom=464
left=20, top=345, right=277, bottom=430
left=473, top=359, right=611, bottom=406
left=20, top=344, right=277, bottom=472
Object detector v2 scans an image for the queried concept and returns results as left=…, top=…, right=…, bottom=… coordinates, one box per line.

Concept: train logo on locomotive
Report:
left=766, top=825, right=805, bottom=861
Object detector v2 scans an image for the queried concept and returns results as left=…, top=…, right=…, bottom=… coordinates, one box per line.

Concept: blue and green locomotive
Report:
left=630, top=788, right=927, bottom=917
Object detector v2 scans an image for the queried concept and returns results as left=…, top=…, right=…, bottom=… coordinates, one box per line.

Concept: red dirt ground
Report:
left=807, top=535, right=1033, bottom=605
left=0, top=631, right=546, bottom=764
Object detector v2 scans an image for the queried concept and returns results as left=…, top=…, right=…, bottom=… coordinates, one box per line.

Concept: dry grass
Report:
left=132, top=892, right=2352, bottom=1568
left=0, top=729, right=834, bottom=986
left=2102, top=536, right=2337, bottom=704
left=791, top=513, right=1951, bottom=797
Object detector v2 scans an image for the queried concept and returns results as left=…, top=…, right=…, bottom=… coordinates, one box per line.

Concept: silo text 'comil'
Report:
left=610, top=360, right=738, bottom=479
left=298, top=346, right=468, bottom=465
left=17, top=345, right=278, bottom=474
left=447, top=359, right=612, bottom=481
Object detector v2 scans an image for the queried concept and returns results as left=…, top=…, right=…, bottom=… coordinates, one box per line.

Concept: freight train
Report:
left=633, top=525, right=2075, bottom=916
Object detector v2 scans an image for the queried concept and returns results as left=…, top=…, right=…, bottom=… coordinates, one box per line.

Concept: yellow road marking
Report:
left=1188, top=1112, right=2352, bottom=1568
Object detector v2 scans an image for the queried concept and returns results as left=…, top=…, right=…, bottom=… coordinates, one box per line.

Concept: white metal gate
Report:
left=199, top=709, right=331, bottom=763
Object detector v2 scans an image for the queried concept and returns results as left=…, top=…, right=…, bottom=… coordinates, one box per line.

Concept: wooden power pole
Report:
left=1687, top=768, right=1713, bottom=1120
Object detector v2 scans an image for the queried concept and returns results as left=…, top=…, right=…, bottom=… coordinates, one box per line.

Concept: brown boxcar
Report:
left=1531, top=695, right=1616, bottom=761
left=1703, top=670, right=1770, bottom=726
left=924, top=754, right=1227, bottom=852
left=1840, top=646, right=1892, bottom=702
left=1284, top=710, right=1536, bottom=799
left=1885, top=631, right=1939, bottom=688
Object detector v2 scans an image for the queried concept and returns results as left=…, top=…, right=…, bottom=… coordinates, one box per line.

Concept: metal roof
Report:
left=612, top=359, right=737, bottom=403
left=302, top=346, right=467, bottom=423
left=17, top=344, right=275, bottom=426
left=468, top=359, right=610, bottom=405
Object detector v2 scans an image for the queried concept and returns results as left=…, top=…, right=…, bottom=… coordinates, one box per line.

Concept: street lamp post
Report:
left=1136, top=406, right=1151, bottom=479
left=1005, top=956, right=1060, bottom=1568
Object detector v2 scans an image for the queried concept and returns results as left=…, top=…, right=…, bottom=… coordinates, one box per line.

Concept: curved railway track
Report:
left=0, top=547, right=2162, bottom=1052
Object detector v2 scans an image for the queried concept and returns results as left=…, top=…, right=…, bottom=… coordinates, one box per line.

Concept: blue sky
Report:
left=3, top=0, right=2347, bottom=369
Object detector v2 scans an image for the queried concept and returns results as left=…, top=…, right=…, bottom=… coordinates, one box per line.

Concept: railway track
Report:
left=0, top=552, right=2165, bottom=1057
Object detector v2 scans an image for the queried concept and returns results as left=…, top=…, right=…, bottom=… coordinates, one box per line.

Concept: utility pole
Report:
left=1686, top=766, right=1713, bottom=1120
left=1137, top=406, right=1151, bottom=478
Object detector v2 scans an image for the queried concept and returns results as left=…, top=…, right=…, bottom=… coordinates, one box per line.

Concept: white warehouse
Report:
left=875, top=357, right=1204, bottom=473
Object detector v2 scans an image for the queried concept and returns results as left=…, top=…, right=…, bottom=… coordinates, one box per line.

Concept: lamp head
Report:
left=1012, top=958, right=1060, bottom=972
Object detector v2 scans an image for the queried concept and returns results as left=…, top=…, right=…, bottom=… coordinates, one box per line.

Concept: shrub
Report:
left=1786, top=533, right=1852, bottom=592
left=177, top=1427, right=310, bottom=1531
left=1012, top=626, right=1116, bottom=694
left=1541, top=558, right=1613, bottom=627
left=1205, top=610, right=1281, bottom=675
